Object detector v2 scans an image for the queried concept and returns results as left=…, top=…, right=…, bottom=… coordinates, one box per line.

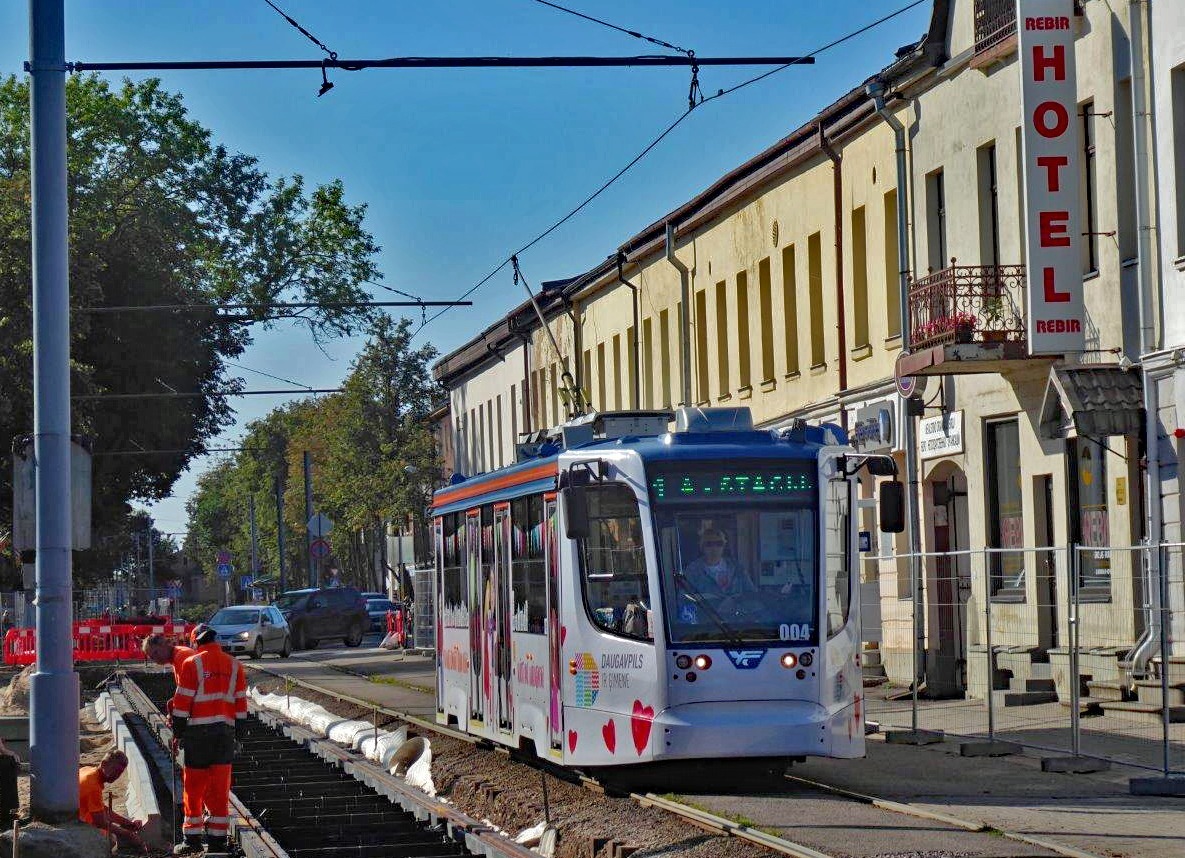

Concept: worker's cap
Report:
left=191, top=623, right=217, bottom=646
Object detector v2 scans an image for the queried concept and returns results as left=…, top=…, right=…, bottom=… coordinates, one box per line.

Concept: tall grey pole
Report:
left=249, top=495, right=259, bottom=591
left=146, top=521, right=155, bottom=604
left=303, top=451, right=315, bottom=588
left=28, top=0, right=80, bottom=821
left=275, top=474, right=287, bottom=593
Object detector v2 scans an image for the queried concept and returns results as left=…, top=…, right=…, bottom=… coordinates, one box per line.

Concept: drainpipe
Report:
left=1126, top=0, right=1163, bottom=679
left=665, top=223, right=693, bottom=408
left=819, top=123, right=849, bottom=429
left=869, top=78, right=926, bottom=690
left=617, top=252, right=642, bottom=410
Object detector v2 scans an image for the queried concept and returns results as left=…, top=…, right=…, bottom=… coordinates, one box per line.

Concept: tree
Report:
left=0, top=75, right=382, bottom=582
left=183, top=317, right=442, bottom=592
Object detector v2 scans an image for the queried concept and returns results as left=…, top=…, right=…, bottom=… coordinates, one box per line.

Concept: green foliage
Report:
left=184, top=317, right=442, bottom=591
left=178, top=602, right=221, bottom=624
left=0, top=75, right=381, bottom=582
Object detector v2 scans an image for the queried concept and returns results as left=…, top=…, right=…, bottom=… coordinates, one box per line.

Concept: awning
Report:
left=1039, top=365, right=1144, bottom=439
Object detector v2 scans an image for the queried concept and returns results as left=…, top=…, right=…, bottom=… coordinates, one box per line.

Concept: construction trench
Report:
left=109, top=671, right=541, bottom=858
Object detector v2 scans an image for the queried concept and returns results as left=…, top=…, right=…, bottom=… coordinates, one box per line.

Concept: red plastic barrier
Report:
left=3, top=622, right=194, bottom=666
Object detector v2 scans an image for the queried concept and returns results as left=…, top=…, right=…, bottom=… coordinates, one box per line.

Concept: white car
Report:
left=208, top=605, right=291, bottom=659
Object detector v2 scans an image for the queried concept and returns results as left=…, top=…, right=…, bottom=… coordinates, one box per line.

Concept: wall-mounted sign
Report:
left=851, top=403, right=895, bottom=454
left=1019, top=0, right=1084, bottom=355
left=919, top=411, right=964, bottom=460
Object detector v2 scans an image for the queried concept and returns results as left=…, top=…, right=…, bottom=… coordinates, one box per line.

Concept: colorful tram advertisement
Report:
left=432, top=406, right=901, bottom=769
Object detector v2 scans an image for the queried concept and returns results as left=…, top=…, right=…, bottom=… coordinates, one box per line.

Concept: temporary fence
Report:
left=860, top=541, right=1185, bottom=779
left=0, top=586, right=191, bottom=631
left=2, top=619, right=194, bottom=666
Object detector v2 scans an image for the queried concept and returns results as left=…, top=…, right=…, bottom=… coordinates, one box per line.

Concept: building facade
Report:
left=433, top=0, right=1179, bottom=703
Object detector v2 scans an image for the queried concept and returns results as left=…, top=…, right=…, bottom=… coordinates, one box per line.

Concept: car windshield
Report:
left=274, top=593, right=309, bottom=610
left=367, top=599, right=393, bottom=612
left=210, top=608, right=260, bottom=625
left=649, top=460, right=819, bottom=645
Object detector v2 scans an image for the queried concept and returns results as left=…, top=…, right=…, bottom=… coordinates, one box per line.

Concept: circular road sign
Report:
left=310, top=538, right=331, bottom=559
left=216, top=562, right=232, bottom=580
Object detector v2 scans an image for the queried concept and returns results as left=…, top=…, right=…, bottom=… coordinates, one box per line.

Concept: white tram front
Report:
left=433, top=406, right=903, bottom=771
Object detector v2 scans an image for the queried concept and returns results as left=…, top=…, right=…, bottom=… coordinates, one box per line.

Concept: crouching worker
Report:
left=79, top=750, right=146, bottom=851
left=171, top=624, right=247, bottom=856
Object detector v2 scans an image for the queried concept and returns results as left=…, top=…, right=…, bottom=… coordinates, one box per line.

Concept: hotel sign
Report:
left=1019, top=0, right=1084, bottom=355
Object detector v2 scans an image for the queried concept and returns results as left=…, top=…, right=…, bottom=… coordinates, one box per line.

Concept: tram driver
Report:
left=682, top=527, right=755, bottom=597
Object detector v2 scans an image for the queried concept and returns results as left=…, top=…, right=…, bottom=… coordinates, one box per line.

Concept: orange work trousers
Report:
left=182, top=764, right=232, bottom=839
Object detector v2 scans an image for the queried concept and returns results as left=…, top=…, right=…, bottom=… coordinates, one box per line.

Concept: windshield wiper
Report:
left=673, top=572, right=746, bottom=645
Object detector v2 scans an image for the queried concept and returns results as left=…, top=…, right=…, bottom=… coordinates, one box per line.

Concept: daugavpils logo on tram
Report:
left=573, top=652, right=600, bottom=706
left=724, top=649, right=766, bottom=669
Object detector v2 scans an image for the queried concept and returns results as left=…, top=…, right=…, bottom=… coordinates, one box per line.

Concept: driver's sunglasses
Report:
left=702, top=540, right=724, bottom=548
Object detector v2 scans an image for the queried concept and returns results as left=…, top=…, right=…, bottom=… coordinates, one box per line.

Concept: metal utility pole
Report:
left=249, top=495, right=259, bottom=595
left=27, top=0, right=79, bottom=821
left=303, top=451, right=315, bottom=588
left=146, top=521, right=155, bottom=604
left=274, top=474, right=287, bottom=593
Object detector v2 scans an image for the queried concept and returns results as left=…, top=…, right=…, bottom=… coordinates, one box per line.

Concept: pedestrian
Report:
left=171, top=624, right=247, bottom=855
left=79, top=749, right=147, bottom=852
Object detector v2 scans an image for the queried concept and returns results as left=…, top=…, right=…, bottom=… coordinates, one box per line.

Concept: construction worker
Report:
left=171, top=624, right=247, bottom=856
left=79, top=749, right=146, bottom=851
left=142, top=632, right=197, bottom=683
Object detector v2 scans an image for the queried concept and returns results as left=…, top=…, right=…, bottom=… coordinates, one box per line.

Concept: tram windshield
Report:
left=649, top=460, right=819, bottom=645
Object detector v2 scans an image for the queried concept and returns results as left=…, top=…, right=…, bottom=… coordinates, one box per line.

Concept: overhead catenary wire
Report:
left=413, top=0, right=927, bottom=342
left=532, top=0, right=694, bottom=57
left=225, top=361, right=315, bottom=391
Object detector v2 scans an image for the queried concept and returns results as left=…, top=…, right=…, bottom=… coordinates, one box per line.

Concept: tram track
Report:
left=242, top=656, right=1088, bottom=858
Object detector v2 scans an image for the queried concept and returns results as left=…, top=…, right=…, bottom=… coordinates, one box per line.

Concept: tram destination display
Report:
left=649, top=461, right=816, bottom=502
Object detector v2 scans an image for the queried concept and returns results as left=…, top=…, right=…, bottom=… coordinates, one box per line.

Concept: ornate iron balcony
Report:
left=909, top=263, right=1027, bottom=350
left=974, top=0, right=1017, bottom=55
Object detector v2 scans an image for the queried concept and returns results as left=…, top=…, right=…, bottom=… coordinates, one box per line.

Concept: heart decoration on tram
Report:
left=631, top=700, right=654, bottom=755
left=601, top=719, right=616, bottom=753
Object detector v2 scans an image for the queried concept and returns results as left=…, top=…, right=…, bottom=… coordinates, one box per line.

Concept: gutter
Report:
left=818, top=123, right=849, bottom=425
left=617, top=252, right=642, bottom=409
left=1126, top=0, right=1163, bottom=680
left=665, top=223, right=693, bottom=408
left=868, top=77, right=926, bottom=693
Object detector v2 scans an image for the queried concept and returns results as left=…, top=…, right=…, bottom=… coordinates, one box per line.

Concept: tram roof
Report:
left=431, top=422, right=842, bottom=516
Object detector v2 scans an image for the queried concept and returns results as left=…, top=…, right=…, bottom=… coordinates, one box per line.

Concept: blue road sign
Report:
left=239, top=574, right=253, bottom=589
left=216, top=562, right=232, bottom=580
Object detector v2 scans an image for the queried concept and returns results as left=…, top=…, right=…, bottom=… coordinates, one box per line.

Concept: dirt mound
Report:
left=0, top=666, right=33, bottom=715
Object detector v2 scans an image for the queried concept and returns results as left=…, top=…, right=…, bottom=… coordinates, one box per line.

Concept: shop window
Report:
left=986, top=420, right=1025, bottom=597
left=577, top=484, right=652, bottom=641
left=1071, top=439, right=1111, bottom=592
left=511, top=495, right=546, bottom=634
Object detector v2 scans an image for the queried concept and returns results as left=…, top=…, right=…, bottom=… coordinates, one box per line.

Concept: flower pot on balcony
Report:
left=955, top=325, right=974, bottom=344
left=981, top=330, right=1008, bottom=344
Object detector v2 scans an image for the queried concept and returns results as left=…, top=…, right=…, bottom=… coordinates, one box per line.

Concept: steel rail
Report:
left=243, top=660, right=840, bottom=858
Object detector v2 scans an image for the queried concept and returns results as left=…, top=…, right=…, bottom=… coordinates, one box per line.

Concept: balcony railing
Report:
left=909, top=263, right=1027, bottom=350
left=974, top=0, right=1017, bottom=55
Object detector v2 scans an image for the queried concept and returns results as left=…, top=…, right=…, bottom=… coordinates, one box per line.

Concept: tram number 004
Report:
left=779, top=623, right=811, bottom=642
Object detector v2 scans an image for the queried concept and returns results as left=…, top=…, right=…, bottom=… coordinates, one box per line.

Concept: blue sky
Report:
left=1, top=1, right=930, bottom=538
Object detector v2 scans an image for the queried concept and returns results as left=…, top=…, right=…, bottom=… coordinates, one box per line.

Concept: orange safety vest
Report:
left=172, top=643, right=247, bottom=729
left=171, top=645, right=197, bottom=684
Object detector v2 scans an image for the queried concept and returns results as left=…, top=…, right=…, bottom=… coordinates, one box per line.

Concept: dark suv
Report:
left=274, top=587, right=368, bottom=650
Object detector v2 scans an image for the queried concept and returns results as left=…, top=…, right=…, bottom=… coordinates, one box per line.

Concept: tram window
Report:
left=824, top=479, right=852, bottom=636
left=442, top=513, right=468, bottom=628
left=511, top=495, right=547, bottom=634
left=576, top=484, right=652, bottom=642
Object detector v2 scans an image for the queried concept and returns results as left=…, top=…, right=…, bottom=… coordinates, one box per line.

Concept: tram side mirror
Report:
left=562, top=486, right=591, bottom=540
left=879, top=481, right=906, bottom=533
left=866, top=456, right=897, bottom=477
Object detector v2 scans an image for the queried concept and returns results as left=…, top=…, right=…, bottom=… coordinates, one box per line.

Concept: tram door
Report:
left=544, top=495, right=562, bottom=751
left=466, top=510, right=483, bottom=724
left=494, top=504, right=513, bottom=731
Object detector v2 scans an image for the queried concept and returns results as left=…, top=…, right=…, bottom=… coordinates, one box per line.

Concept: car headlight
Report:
left=237, top=632, right=250, bottom=640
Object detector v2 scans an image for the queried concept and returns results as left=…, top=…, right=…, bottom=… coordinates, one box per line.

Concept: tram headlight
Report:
left=675, top=655, right=692, bottom=670
left=780, top=653, right=798, bottom=669
left=693, top=654, right=712, bottom=671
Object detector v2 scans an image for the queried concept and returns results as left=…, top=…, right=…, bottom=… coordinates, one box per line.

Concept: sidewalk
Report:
left=796, top=734, right=1185, bottom=858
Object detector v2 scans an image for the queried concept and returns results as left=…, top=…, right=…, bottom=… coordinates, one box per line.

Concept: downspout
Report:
left=1126, top=0, right=1163, bottom=680
left=819, top=123, right=849, bottom=430
left=869, top=78, right=926, bottom=690
left=617, top=252, right=642, bottom=410
left=665, top=222, right=693, bottom=408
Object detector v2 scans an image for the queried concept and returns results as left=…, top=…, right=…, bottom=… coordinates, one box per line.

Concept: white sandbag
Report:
left=327, top=719, right=374, bottom=746
left=514, top=822, right=546, bottom=846
left=402, top=742, right=435, bottom=796
left=379, top=632, right=399, bottom=650
left=374, top=726, right=409, bottom=767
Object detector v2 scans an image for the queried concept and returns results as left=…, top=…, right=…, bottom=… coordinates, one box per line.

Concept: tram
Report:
left=432, top=406, right=903, bottom=770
